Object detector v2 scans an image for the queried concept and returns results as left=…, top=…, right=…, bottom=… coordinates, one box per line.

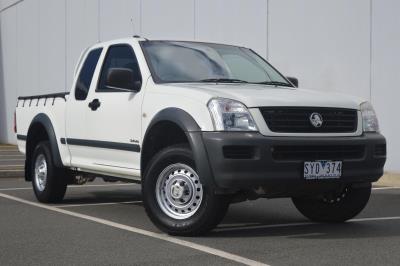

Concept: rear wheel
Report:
left=142, top=144, right=230, bottom=236
left=292, top=183, right=371, bottom=222
left=31, top=141, right=67, bottom=203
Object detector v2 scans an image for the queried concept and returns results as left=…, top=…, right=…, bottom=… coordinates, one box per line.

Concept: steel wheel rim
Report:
left=34, top=154, right=47, bottom=192
left=155, top=163, right=203, bottom=220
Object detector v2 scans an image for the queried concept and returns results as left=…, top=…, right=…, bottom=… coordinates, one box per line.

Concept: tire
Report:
left=31, top=141, right=67, bottom=203
left=142, top=144, right=230, bottom=236
left=292, top=183, right=372, bottom=223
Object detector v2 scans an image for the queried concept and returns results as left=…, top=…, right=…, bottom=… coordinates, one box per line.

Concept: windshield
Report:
left=141, top=41, right=292, bottom=86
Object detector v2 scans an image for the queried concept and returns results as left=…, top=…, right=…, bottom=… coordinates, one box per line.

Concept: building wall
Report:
left=370, top=0, right=400, bottom=174
left=0, top=0, right=398, bottom=171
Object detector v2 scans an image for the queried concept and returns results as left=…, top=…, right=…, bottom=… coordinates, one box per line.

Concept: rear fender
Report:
left=25, top=114, right=63, bottom=181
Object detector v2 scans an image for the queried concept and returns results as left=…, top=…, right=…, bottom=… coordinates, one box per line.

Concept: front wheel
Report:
left=292, top=183, right=372, bottom=223
left=142, top=144, right=230, bottom=236
left=31, top=141, right=67, bottom=203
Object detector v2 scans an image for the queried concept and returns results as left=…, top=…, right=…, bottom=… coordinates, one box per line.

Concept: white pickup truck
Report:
left=15, top=37, right=386, bottom=235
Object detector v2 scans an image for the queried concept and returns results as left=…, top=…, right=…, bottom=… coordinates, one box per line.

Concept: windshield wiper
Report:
left=256, top=81, right=293, bottom=87
left=198, top=78, right=248, bottom=84
left=197, top=78, right=292, bottom=87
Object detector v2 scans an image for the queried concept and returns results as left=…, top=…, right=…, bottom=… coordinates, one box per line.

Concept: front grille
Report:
left=272, top=145, right=365, bottom=161
left=223, top=146, right=255, bottom=159
left=260, top=107, right=358, bottom=133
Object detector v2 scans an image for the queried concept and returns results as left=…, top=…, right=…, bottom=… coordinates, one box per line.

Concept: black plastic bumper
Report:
left=201, top=132, right=386, bottom=193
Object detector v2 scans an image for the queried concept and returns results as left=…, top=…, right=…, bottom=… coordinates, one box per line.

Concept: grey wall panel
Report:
left=141, top=0, right=195, bottom=39
left=0, top=0, right=398, bottom=172
left=195, top=0, right=268, bottom=57
left=0, top=6, right=17, bottom=143
left=0, top=0, right=20, bottom=11
left=268, top=0, right=371, bottom=99
left=99, top=0, right=140, bottom=42
left=16, top=0, right=40, bottom=97
left=371, top=0, right=400, bottom=171
left=66, top=0, right=99, bottom=91
left=39, top=0, right=65, bottom=94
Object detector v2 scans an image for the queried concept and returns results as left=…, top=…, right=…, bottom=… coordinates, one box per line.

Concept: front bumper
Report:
left=201, top=132, right=386, bottom=194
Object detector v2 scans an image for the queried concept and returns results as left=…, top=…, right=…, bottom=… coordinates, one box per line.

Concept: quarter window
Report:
left=97, top=45, right=142, bottom=91
left=75, top=48, right=102, bottom=100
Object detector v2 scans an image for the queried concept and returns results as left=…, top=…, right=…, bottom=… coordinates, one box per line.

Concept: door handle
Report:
left=88, top=98, right=101, bottom=111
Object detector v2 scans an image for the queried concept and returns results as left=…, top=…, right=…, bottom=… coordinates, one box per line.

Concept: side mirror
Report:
left=106, top=68, right=141, bottom=92
left=286, top=76, right=298, bottom=88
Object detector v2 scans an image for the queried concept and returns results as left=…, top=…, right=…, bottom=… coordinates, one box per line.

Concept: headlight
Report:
left=360, top=101, right=379, bottom=132
left=208, top=98, right=258, bottom=131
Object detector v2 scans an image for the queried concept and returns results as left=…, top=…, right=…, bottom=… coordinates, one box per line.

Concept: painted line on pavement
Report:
left=278, top=232, right=324, bottom=238
left=351, top=216, right=400, bottom=222
left=217, top=216, right=400, bottom=232
left=0, top=183, right=135, bottom=191
left=0, top=187, right=32, bottom=191
left=0, top=192, right=268, bottom=266
left=217, top=222, right=316, bottom=231
left=372, top=187, right=400, bottom=190
left=56, top=200, right=142, bottom=208
left=0, top=183, right=398, bottom=192
left=69, top=183, right=135, bottom=188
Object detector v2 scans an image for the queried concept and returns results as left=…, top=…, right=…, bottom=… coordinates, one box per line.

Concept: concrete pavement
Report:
left=0, top=145, right=24, bottom=178
left=1, top=178, right=400, bottom=265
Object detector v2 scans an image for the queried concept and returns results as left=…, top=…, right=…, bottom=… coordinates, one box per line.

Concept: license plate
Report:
left=304, top=160, right=342, bottom=180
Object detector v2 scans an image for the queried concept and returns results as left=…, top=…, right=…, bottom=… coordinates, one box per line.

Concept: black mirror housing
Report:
left=132, top=81, right=142, bottom=91
left=106, top=68, right=141, bottom=92
left=286, top=76, right=298, bottom=88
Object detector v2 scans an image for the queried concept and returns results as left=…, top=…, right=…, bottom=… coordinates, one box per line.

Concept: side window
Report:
left=97, top=45, right=142, bottom=91
left=75, top=48, right=103, bottom=100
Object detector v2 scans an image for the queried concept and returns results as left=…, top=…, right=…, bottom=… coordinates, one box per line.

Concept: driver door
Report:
left=83, top=44, right=144, bottom=179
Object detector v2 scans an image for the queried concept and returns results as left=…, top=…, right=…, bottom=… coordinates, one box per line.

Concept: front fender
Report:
left=143, top=108, right=217, bottom=190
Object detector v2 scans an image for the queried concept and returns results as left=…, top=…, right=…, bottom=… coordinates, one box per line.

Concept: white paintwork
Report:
left=16, top=96, right=69, bottom=163
left=142, top=82, right=365, bottom=138
left=16, top=38, right=371, bottom=179
left=65, top=43, right=102, bottom=170
left=80, top=41, right=146, bottom=177
left=167, top=83, right=363, bottom=109
left=1, top=0, right=398, bottom=171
